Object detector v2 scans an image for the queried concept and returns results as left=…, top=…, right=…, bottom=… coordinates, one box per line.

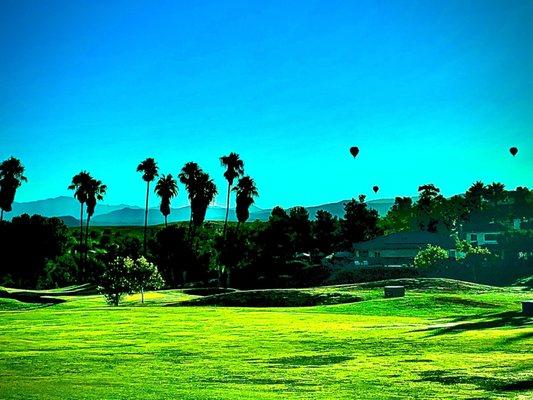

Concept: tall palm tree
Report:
left=179, top=162, right=202, bottom=235
left=0, top=157, right=27, bottom=221
left=85, top=178, right=107, bottom=260
left=68, top=171, right=92, bottom=259
left=232, top=176, right=258, bottom=226
left=220, top=153, right=244, bottom=238
left=190, top=171, right=218, bottom=230
left=155, top=174, right=178, bottom=227
left=137, top=158, right=159, bottom=253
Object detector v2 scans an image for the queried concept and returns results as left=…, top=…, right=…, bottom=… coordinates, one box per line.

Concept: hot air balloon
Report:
left=510, top=147, right=518, bottom=156
left=350, top=146, right=359, bottom=158
left=373, top=185, right=379, bottom=194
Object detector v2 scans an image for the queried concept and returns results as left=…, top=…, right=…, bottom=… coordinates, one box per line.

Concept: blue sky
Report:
left=1, top=0, right=532, bottom=209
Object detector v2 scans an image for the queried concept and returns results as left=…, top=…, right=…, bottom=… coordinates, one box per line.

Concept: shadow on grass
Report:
left=420, top=311, right=532, bottom=336
left=419, top=370, right=533, bottom=393
left=0, top=291, right=65, bottom=305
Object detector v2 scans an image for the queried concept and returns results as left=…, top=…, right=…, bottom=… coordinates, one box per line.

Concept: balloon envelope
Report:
left=350, top=146, right=359, bottom=158
left=373, top=186, right=379, bottom=193
left=510, top=147, right=518, bottom=156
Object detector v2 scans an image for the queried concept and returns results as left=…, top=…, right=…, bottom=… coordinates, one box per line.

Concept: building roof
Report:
left=462, top=221, right=506, bottom=232
left=352, top=231, right=455, bottom=251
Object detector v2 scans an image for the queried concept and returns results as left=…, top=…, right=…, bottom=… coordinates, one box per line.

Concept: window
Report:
left=484, top=233, right=499, bottom=242
left=374, top=251, right=381, bottom=257
left=469, top=233, right=477, bottom=241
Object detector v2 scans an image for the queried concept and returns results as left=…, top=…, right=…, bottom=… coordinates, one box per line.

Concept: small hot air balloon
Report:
left=350, top=146, right=359, bottom=158
left=510, top=147, right=518, bottom=156
left=373, top=185, right=379, bottom=194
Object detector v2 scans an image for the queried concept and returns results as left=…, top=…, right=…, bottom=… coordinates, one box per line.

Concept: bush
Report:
left=98, top=256, right=164, bottom=306
left=414, top=245, right=448, bottom=269
left=38, top=254, right=79, bottom=289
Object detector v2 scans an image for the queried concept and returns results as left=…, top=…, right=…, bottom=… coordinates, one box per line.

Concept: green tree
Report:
left=220, top=153, right=244, bottom=238
left=190, top=171, right=217, bottom=230
left=288, top=206, right=313, bottom=253
left=232, top=176, right=258, bottom=225
left=85, top=178, right=107, bottom=260
left=154, top=174, right=178, bottom=227
left=414, top=244, right=448, bottom=269
left=179, top=162, right=202, bottom=235
left=68, top=171, right=92, bottom=258
left=341, top=195, right=382, bottom=247
left=380, top=196, right=414, bottom=234
left=416, top=184, right=444, bottom=232
left=0, top=157, right=27, bottom=221
left=136, top=158, right=159, bottom=254
left=129, top=256, right=164, bottom=303
left=484, top=182, right=506, bottom=208
left=465, top=181, right=486, bottom=213
left=313, top=210, right=339, bottom=254
left=98, top=256, right=134, bottom=306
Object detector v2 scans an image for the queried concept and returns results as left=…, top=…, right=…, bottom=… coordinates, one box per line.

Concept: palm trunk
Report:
left=223, top=182, right=231, bottom=238
left=79, top=203, right=84, bottom=266
left=0, top=209, right=3, bottom=222
left=143, top=181, right=149, bottom=254
left=141, top=287, right=144, bottom=304
left=165, top=215, right=168, bottom=228
left=85, top=214, right=91, bottom=264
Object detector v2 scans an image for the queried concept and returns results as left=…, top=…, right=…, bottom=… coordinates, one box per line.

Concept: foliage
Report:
left=233, top=176, right=258, bottom=223
left=98, top=256, right=134, bottom=306
left=313, top=210, right=339, bottom=254
left=341, top=195, right=382, bottom=246
left=0, top=215, right=70, bottom=288
left=0, top=157, right=27, bottom=217
left=128, top=256, right=164, bottom=303
left=414, top=244, right=449, bottom=269
left=154, top=174, right=178, bottom=225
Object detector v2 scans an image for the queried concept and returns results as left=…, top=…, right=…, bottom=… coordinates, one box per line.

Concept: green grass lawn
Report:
left=0, top=281, right=531, bottom=399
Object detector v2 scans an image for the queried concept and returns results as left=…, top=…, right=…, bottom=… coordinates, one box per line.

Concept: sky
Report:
left=1, top=0, right=532, bottom=209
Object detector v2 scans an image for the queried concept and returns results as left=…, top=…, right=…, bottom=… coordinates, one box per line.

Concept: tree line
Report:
left=0, top=155, right=531, bottom=302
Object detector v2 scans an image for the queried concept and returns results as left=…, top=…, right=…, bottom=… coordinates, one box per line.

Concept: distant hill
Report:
left=6, top=196, right=399, bottom=226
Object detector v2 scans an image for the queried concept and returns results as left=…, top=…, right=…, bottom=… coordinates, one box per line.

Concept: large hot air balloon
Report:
left=373, top=185, right=379, bottom=194
left=510, top=147, right=518, bottom=156
left=350, top=146, right=359, bottom=158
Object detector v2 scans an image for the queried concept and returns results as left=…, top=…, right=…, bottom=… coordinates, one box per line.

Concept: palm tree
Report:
left=220, top=153, right=244, bottom=238
left=85, top=178, right=107, bottom=260
left=179, top=162, right=202, bottom=235
left=190, top=171, right=218, bottom=230
left=137, top=158, right=159, bottom=253
left=155, top=174, right=178, bottom=227
left=232, top=176, right=258, bottom=226
left=0, top=157, right=27, bottom=221
left=484, top=182, right=506, bottom=207
left=465, top=181, right=486, bottom=212
left=68, top=171, right=92, bottom=256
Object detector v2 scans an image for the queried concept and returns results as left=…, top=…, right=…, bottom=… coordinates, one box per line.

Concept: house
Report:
left=352, top=231, right=456, bottom=267
left=461, top=221, right=506, bottom=247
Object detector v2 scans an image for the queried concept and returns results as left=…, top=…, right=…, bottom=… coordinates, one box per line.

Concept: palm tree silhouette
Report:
left=0, top=157, right=27, bottom=221
left=85, top=178, right=107, bottom=260
left=155, top=174, right=178, bottom=227
left=232, top=176, right=258, bottom=226
left=190, top=171, right=218, bottom=230
left=179, top=162, right=202, bottom=235
left=137, top=158, right=159, bottom=254
left=68, top=171, right=92, bottom=260
left=220, top=153, right=244, bottom=238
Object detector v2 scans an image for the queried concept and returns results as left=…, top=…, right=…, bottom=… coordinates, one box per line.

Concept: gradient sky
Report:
left=1, top=0, right=532, bottom=209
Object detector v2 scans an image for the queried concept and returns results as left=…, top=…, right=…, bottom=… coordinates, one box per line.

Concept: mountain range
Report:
left=6, top=196, right=398, bottom=227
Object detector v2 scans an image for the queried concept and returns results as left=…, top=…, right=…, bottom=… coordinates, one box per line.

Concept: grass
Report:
left=0, top=279, right=532, bottom=399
